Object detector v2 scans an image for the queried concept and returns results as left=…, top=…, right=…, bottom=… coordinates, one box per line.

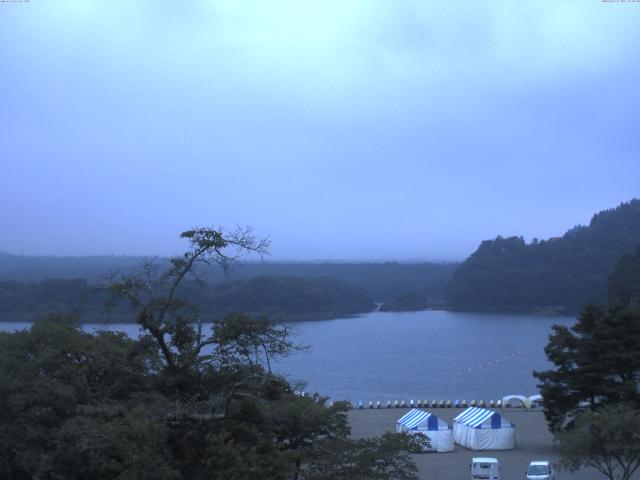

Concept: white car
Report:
left=526, top=460, right=554, bottom=480
left=471, top=457, right=501, bottom=480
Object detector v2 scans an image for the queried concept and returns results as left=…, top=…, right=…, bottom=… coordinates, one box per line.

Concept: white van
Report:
left=526, top=460, right=554, bottom=480
left=471, top=457, right=500, bottom=480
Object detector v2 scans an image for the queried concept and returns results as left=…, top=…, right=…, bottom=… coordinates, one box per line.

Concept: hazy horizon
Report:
left=1, top=195, right=637, bottom=264
left=2, top=2, right=639, bottom=260
left=1, top=195, right=634, bottom=263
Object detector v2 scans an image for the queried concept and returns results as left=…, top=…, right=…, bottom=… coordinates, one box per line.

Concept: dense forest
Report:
left=0, top=276, right=375, bottom=323
left=608, top=243, right=640, bottom=309
left=446, top=199, right=640, bottom=312
left=378, top=291, right=432, bottom=312
left=190, top=276, right=375, bottom=321
left=0, top=255, right=457, bottom=319
left=531, top=229, right=640, bottom=480
left=0, top=255, right=456, bottom=303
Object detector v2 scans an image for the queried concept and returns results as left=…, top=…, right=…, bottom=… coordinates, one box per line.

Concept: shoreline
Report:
left=348, top=408, right=601, bottom=480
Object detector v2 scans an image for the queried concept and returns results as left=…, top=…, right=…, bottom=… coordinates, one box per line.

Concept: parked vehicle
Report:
left=526, top=460, right=554, bottom=480
left=471, top=457, right=500, bottom=480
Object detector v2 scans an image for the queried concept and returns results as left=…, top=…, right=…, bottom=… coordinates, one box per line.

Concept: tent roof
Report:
left=454, top=407, right=502, bottom=428
left=396, top=409, right=433, bottom=429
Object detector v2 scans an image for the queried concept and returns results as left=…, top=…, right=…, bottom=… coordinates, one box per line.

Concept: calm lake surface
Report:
left=0, top=310, right=575, bottom=403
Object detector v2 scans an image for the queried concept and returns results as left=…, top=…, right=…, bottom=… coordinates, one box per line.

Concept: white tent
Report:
left=396, top=409, right=454, bottom=452
left=453, top=407, right=515, bottom=450
left=502, top=394, right=530, bottom=409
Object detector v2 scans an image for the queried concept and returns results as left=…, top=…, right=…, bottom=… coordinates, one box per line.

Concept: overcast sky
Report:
left=1, top=1, right=639, bottom=261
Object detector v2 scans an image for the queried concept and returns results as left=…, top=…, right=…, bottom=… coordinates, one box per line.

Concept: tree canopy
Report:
left=0, top=227, right=419, bottom=480
left=608, top=243, right=640, bottom=311
left=533, top=304, right=640, bottom=432
left=447, top=199, right=640, bottom=311
left=557, top=404, right=640, bottom=480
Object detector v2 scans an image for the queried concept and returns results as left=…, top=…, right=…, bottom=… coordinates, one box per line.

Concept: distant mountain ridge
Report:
left=446, top=199, right=640, bottom=312
left=0, top=254, right=456, bottom=304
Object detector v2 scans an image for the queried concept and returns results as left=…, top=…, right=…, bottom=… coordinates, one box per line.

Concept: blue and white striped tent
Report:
left=396, top=409, right=453, bottom=452
left=453, top=407, right=515, bottom=450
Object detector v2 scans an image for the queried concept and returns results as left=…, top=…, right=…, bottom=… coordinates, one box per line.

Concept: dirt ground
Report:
left=348, top=408, right=606, bottom=480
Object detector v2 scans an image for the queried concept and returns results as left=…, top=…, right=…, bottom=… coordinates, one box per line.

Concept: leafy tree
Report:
left=105, top=226, right=270, bottom=374
left=0, top=316, right=168, bottom=479
left=558, top=404, right=640, bottom=480
left=304, top=433, right=422, bottom=480
left=269, top=394, right=350, bottom=480
left=50, top=404, right=181, bottom=480
left=0, top=227, right=420, bottom=479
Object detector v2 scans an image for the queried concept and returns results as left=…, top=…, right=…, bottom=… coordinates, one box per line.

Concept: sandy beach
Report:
left=348, top=408, right=605, bottom=480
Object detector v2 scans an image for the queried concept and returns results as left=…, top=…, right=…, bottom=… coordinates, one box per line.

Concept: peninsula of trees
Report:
left=0, top=257, right=456, bottom=322
left=0, top=276, right=374, bottom=323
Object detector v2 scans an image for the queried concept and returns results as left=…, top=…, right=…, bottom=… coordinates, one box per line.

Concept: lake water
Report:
left=0, top=310, right=575, bottom=403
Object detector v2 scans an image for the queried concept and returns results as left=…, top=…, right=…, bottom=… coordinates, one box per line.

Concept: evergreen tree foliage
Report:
left=534, top=238, right=640, bottom=432
left=534, top=305, right=640, bottom=432
left=447, top=199, right=640, bottom=310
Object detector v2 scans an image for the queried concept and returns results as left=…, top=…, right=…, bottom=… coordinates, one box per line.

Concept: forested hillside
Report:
left=0, top=254, right=456, bottom=304
left=193, top=276, right=375, bottom=321
left=446, top=199, right=640, bottom=312
left=0, top=276, right=375, bottom=323
left=608, top=243, right=640, bottom=310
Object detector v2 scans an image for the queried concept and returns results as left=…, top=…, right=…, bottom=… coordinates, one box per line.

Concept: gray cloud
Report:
left=1, top=1, right=639, bottom=260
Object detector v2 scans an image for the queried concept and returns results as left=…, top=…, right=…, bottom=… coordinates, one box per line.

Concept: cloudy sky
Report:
left=1, top=1, right=639, bottom=260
